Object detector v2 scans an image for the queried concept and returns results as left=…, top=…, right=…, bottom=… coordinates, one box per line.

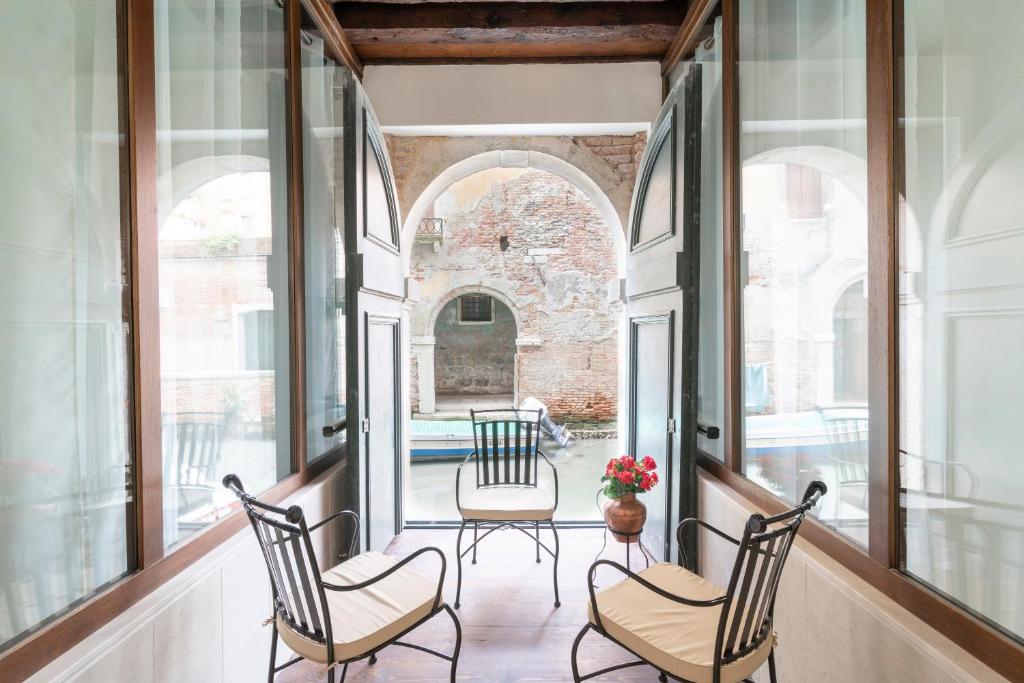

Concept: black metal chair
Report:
left=454, top=408, right=560, bottom=608
left=571, top=481, right=827, bottom=683
left=224, top=475, right=462, bottom=682
left=817, top=406, right=868, bottom=522
left=163, top=412, right=226, bottom=517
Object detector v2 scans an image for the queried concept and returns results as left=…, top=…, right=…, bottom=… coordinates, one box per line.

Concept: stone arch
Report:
left=741, top=146, right=876, bottom=409
left=399, top=149, right=628, bottom=278
left=742, top=144, right=923, bottom=272
left=414, top=285, right=526, bottom=414
left=423, top=284, right=523, bottom=340
left=156, top=154, right=270, bottom=229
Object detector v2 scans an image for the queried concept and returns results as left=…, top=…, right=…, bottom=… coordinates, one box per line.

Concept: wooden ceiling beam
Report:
left=332, top=1, right=689, bottom=63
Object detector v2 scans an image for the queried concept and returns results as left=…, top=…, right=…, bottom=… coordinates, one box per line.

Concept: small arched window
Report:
left=239, top=309, right=275, bottom=371
left=833, top=280, right=868, bottom=402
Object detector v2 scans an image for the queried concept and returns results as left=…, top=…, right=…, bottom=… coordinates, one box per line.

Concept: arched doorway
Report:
left=832, top=279, right=868, bottom=404
left=433, top=294, right=518, bottom=411
left=405, top=157, right=627, bottom=522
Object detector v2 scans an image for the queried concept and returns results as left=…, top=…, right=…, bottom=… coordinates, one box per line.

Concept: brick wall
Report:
left=434, top=298, right=517, bottom=395
left=573, top=132, right=647, bottom=185
left=411, top=168, right=622, bottom=422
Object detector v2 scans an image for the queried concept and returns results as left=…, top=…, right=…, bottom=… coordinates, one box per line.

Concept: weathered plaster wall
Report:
left=434, top=297, right=517, bottom=395
left=409, top=166, right=625, bottom=421
left=386, top=133, right=645, bottom=238
left=393, top=134, right=644, bottom=420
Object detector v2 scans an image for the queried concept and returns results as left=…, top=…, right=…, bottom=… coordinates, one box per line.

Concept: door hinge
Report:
left=667, top=418, right=676, bottom=434
left=361, top=418, right=370, bottom=433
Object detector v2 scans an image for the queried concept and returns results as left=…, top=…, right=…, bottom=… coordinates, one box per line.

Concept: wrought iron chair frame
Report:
left=224, top=475, right=462, bottom=683
left=571, top=481, right=826, bottom=683
left=454, top=409, right=561, bottom=608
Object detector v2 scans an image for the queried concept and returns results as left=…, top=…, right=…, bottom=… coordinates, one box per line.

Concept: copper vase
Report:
left=603, top=492, right=646, bottom=542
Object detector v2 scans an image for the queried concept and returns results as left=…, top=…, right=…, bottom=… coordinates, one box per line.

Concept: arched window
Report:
left=833, top=279, right=868, bottom=402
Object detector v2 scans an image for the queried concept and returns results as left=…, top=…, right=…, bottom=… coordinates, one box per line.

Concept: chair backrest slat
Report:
left=724, top=539, right=760, bottom=654
left=470, top=409, right=543, bottom=487
left=514, top=421, right=522, bottom=481
left=742, top=536, right=777, bottom=644
left=274, top=526, right=308, bottom=629
left=713, top=481, right=825, bottom=668
left=491, top=422, right=500, bottom=484
left=504, top=422, right=511, bottom=482
left=480, top=421, right=491, bottom=485
left=291, top=534, right=324, bottom=635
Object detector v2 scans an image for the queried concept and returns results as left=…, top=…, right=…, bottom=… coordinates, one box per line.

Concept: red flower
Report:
left=641, top=455, right=657, bottom=471
left=619, top=455, right=636, bottom=471
left=640, top=473, right=654, bottom=491
left=616, top=470, right=635, bottom=486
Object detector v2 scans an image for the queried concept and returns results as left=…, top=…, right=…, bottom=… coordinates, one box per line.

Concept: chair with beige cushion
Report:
left=571, top=481, right=826, bottom=683
left=454, top=408, right=560, bottom=608
left=224, top=475, right=461, bottom=683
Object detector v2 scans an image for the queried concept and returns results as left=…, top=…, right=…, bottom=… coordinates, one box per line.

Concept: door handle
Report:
left=697, top=422, right=720, bottom=440
left=322, top=417, right=347, bottom=438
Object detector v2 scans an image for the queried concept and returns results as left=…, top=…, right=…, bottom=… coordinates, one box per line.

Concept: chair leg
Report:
left=267, top=620, right=278, bottom=683
left=570, top=623, right=591, bottom=682
left=548, top=520, right=561, bottom=608
left=445, top=604, right=463, bottom=683
left=768, top=648, right=778, bottom=683
left=535, top=521, right=541, bottom=563
left=472, top=522, right=478, bottom=564
left=455, top=519, right=467, bottom=609
left=369, top=652, right=377, bottom=665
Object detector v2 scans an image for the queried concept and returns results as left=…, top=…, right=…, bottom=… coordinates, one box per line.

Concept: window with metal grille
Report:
left=458, top=294, right=493, bottom=323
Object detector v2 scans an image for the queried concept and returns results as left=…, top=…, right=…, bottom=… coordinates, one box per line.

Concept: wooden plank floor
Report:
left=279, top=527, right=664, bottom=682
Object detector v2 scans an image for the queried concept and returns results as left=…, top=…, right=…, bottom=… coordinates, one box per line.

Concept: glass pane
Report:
left=155, top=0, right=292, bottom=548
left=634, top=130, right=673, bottom=247
left=303, top=31, right=347, bottom=463
left=739, top=0, right=869, bottom=545
left=695, top=16, right=725, bottom=460
left=365, top=133, right=396, bottom=247
left=900, top=1, right=1024, bottom=640
left=0, top=2, right=131, bottom=648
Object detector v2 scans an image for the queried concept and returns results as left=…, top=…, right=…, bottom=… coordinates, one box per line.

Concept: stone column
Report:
left=412, top=336, right=436, bottom=414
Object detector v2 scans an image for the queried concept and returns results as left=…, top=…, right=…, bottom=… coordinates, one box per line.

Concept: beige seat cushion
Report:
left=277, top=551, right=441, bottom=663
left=459, top=485, right=555, bottom=521
left=588, top=563, right=773, bottom=683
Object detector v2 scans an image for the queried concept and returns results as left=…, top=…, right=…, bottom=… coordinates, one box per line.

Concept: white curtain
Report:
left=154, top=0, right=289, bottom=547
left=0, top=1, right=129, bottom=643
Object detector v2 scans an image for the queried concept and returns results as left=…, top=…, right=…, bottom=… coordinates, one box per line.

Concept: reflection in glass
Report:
left=155, top=0, right=291, bottom=548
left=738, top=0, right=869, bottom=545
left=0, top=2, right=131, bottom=648
left=633, top=124, right=673, bottom=247
left=302, top=33, right=348, bottom=463
left=695, top=17, right=726, bottom=460
left=900, top=0, right=1024, bottom=639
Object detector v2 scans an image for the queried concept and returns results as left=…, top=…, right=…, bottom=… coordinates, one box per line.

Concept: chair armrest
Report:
left=322, top=546, right=447, bottom=612
left=308, top=510, right=360, bottom=559
left=455, top=452, right=477, bottom=512
left=537, top=450, right=559, bottom=510
left=586, top=559, right=725, bottom=635
left=676, top=517, right=740, bottom=569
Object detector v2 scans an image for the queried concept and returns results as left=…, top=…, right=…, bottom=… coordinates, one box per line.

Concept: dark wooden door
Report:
left=343, top=74, right=404, bottom=553
left=626, top=64, right=702, bottom=565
